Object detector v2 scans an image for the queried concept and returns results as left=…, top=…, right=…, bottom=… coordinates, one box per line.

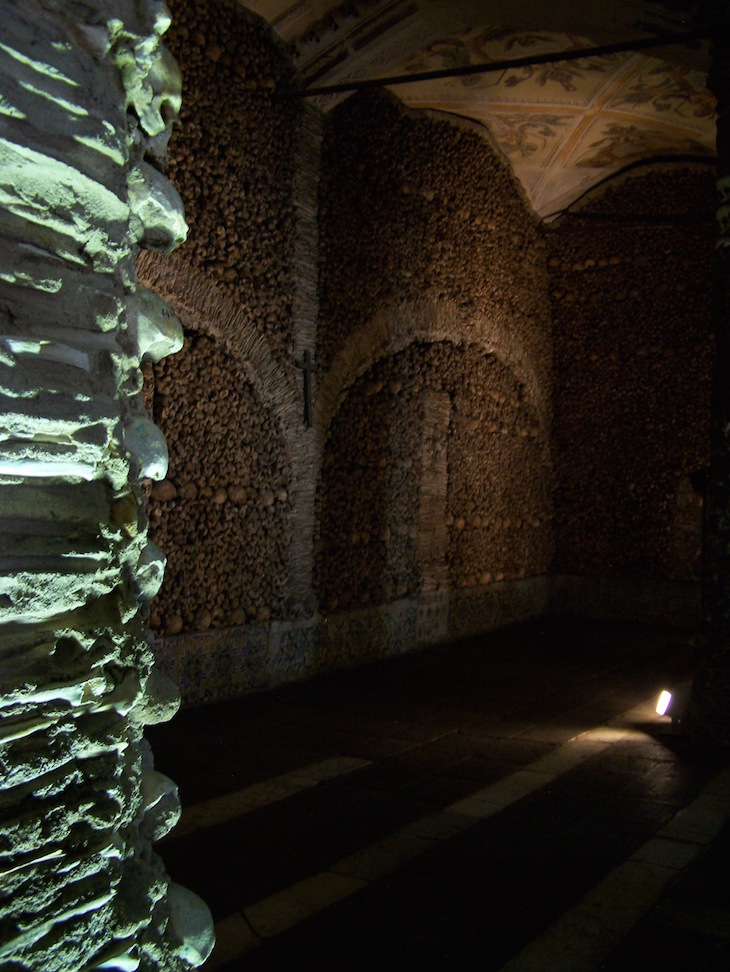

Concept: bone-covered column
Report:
left=0, top=1, right=213, bottom=969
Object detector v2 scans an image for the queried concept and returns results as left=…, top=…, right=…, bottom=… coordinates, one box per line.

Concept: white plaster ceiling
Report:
left=243, top=1, right=716, bottom=218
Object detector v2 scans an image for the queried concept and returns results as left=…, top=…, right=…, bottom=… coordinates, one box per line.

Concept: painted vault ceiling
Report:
left=243, top=1, right=716, bottom=218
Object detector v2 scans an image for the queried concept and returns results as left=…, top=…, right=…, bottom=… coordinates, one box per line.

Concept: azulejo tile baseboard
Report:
left=150, top=575, right=678, bottom=705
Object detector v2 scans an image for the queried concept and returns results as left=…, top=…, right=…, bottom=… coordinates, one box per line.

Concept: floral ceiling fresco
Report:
left=244, top=0, right=716, bottom=217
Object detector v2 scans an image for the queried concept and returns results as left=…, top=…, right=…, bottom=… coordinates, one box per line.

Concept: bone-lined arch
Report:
left=137, top=250, right=321, bottom=619
left=315, top=299, right=551, bottom=439
left=137, top=252, right=300, bottom=440
left=315, top=335, right=553, bottom=609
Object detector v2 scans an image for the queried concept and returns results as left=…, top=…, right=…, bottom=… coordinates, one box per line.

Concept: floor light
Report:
left=655, top=686, right=688, bottom=726
left=656, top=690, right=673, bottom=716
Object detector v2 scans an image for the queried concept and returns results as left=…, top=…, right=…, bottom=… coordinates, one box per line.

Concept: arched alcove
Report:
left=316, top=339, right=551, bottom=611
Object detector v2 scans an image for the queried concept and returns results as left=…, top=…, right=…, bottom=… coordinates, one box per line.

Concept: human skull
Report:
left=139, top=45, right=182, bottom=135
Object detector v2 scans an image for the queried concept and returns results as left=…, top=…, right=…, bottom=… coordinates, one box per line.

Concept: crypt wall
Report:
left=316, top=341, right=552, bottom=613
left=316, top=90, right=554, bottom=617
left=133, top=0, right=307, bottom=701
left=136, top=0, right=305, bottom=646
left=137, top=17, right=559, bottom=699
left=158, top=0, right=301, bottom=367
left=317, top=90, right=552, bottom=404
left=548, top=164, right=716, bottom=622
left=142, top=326, right=293, bottom=635
left=135, top=2, right=715, bottom=703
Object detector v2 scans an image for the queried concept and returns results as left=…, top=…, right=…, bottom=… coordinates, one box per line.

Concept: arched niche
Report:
left=316, top=299, right=551, bottom=436
left=315, top=338, right=552, bottom=611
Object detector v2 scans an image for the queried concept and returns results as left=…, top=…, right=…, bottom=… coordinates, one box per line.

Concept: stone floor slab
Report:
left=243, top=872, right=368, bottom=939
left=330, top=831, right=436, bottom=881
left=147, top=619, right=729, bottom=972
left=206, top=913, right=261, bottom=970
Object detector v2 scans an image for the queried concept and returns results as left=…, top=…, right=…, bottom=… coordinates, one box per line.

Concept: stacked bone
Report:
left=143, top=330, right=293, bottom=634
left=446, top=349, right=551, bottom=588
left=548, top=167, right=715, bottom=579
left=0, top=2, right=212, bottom=970
left=163, top=0, right=299, bottom=365
left=316, top=344, right=551, bottom=610
left=318, top=91, right=550, bottom=376
left=317, top=371, right=421, bottom=610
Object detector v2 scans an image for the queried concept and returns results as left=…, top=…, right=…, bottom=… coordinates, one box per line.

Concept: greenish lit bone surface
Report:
left=0, top=1, right=211, bottom=969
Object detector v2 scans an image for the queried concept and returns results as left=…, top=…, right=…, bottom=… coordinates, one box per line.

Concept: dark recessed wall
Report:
left=548, top=166, right=715, bottom=581
left=316, top=341, right=551, bottom=612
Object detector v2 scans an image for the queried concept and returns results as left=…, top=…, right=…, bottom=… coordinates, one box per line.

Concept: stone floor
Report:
left=148, top=618, right=730, bottom=971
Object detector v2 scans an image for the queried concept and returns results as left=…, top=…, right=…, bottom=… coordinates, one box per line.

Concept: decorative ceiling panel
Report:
left=398, top=28, right=631, bottom=106
left=243, top=1, right=716, bottom=217
left=606, top=57, right=714, bottom=127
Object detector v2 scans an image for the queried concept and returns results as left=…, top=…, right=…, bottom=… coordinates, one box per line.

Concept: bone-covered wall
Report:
left=316, top=91, right=553, bottom=609
left=318, top=91, right=552, bottom=391
left=143, top=328, right=293, bottom=635
left=138, top=0, right=302, bottom=638
left=159, top=0, right=300, bottom=366
left=548, top=166, right=715, bottom=582
left=0, top=1, right=212, bottom=969
left=128, top=4, right=713, bottom=699
left=317, top=342, right=551, bottom=611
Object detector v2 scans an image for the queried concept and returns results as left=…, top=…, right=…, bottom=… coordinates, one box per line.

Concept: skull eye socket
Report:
left=159, top=95, right=182, bottom=125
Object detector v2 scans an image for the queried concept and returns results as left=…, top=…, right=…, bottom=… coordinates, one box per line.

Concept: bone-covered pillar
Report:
left=0, top=1, right=213, bottom=969
left=693, top=2, right=730, bottom=744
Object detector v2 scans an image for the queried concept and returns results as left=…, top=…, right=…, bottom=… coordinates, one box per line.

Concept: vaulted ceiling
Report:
left=244, top=1, right=716, bottom=218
